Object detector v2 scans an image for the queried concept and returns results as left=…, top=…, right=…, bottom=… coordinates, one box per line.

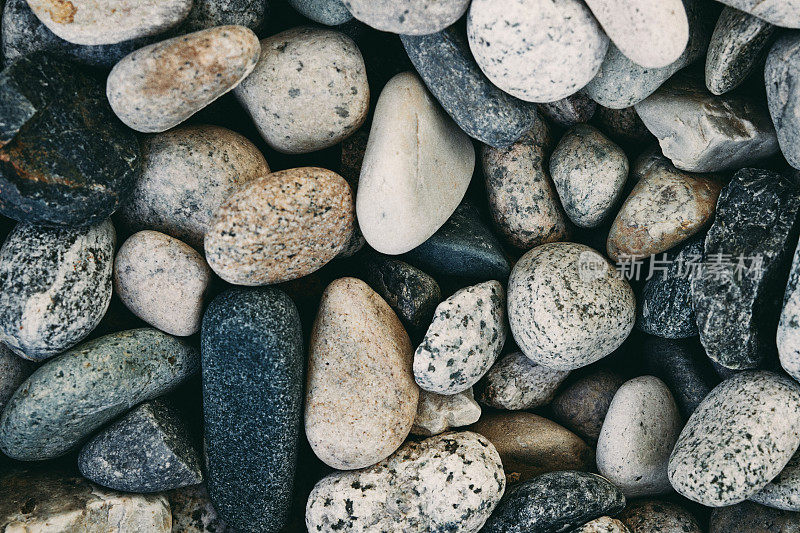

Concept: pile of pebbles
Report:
left=5, top=0, right=800, bottom=531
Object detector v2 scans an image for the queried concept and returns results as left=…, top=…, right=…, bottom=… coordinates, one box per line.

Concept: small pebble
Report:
left=537, top=92, right=597, bottom=127
left=411, top=388, right=482, bottom=437
left=476, top=351, right=571, bottom=411
left=342, top=0, right=469, bottom=35
left=289, top=0, right=353, bottom=25
left=618, top=500, right=702, bottom=533
left=552, top=370, right=625, bottom=443
left=766, top=33, right=800, bottom=170
left=167, top=485, right=229, bottom=533
left=575, top=516, right=631, bottom=533
left=714, top=0, right=800, bottom=28
left=751, top=449, right=800, bottom=511
left=709, top=501, right=800, bottom=532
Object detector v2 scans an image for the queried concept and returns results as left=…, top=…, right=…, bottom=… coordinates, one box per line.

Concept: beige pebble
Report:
left=411, top=388, right=481, bottom=437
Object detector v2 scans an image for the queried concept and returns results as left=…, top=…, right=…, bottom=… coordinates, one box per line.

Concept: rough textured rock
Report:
left=0, top=344, right=32, bottom=412
left=205, top=167, right=354, bottom=285
left=780, top=238, right=800, bottom=382
left=342, top=0, right=469, bottom=35
left=710, top=501, right=800, bottom=532
left=476, top=351, right=570, bottom=410
left=537, top=92, right=597, bottom=127
left=714, top=0, right=800, bottom=28
left=752, top=449, right=800, bottom=510
left=202, top=287, right=304, bottom=533
left=619, top=500, right=702, bottom=533
left=0, top=328, right=198, bottom=460
left=411, top=388, right=481, bottom=437
left=167, top=485, right=229, bottom=533
left=575, top=517, right=631, bottom=533
left=305, top=278, right=418, bottom=470
left=0, top=220, right=115, bottom=361
left=692, top=169, right=800, bottom=370
left=179, top=0, right=268, bottom=32
left=289, top=0, right=352, bottom=25
left=766, top=34, right=800, bottom=170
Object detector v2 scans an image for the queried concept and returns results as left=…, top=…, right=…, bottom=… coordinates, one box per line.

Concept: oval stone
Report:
left=619, top=500, right=702, bottom=533
left=342, top=0, right=469, bottom=35
left=477, top=351, right=570, bottom=410
left=288, top=0, right=353, bottom=25
left=552, top=370, right=626, bottom=443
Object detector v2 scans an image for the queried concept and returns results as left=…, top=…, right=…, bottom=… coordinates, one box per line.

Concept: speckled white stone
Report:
left=411, top=388, right=481, bottom=437
left=751, top=449, right=800, bottom=511
left=342, top=0, right=469, bottom=35
left=477, top=351, right=570, bottom=410
left=576, top=516, right=631, bottom=533
left=715, top=0, right=800, bottom=29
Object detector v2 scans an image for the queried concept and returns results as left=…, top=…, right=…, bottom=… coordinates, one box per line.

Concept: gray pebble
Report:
left=752, top=449, right=800, bottom=511
left=180, top=0, right=268, bottom=32
left=289, top=0, right=352, bottom=25
left=0, top=344, right=32, bottom=413
left=595, top=105, right=655, bottom=146
left=552, top=370, right=625, bottom=443
left=714, top=0, right=800, bottom=28
left=780, top=237, right=800, bottom=381
left=619, top=500, right=702, bottom=533
left=710, top=501, right=800, bottom=532
left=575, top=516, right=631, bottom=533
left=343, top=0, right=469, bottom=35
left=477, top=351, right=570, bottom=410
left=537, top=92, right=597, bottom=127
left=411, top=388, right=482, bottom=437
left=766, top=33, right=800, bottom=170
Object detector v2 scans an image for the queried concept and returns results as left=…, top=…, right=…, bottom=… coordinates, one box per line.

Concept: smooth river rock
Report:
left=715, top=0, right=800, bottom=28
left=618, top=500, right=702, bottom=533
left=0, top=345, right=32, bottom=412
left=342, top=0, right=469, bottom=35
left=552, top=370, right=625, bottom=443
left=477, top=351, right=570, bottom=410
left=179, top=0, right=268, bottom=32
left=766, top=33, right=800, bottom=170
left=411, top=388, right=481, bottom=437
left=289, top=0, right=352, bottom=25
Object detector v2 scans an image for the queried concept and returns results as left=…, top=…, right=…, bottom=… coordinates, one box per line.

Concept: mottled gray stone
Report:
left=766, top=34, right=800, bottom=170
left=289, top=0, right=352, bottom=25
left=552, top=370, right=625, bottom=443
left=780, top=237, right=800, bottom=381
left=343, top=0, right=469, bottom=35
left=411, top=388, right=481, bottom=437
left=0, top=328, right=198, bottom=460
left=179, top=0, right=268, bottom=32
left=595, top=105, right=654, bottom=146
left=167, top=485, right=229, bottom=533
left=537, top=92, right=597, bottom=127
left=619, top=500, right=702, bottom=533
left=710, top=501, right=800, bottom=532
left=477, top=351, right=570, bottom=410
left=715, top=0, right=800, bottom=28
left=0, top=344, right=32, bottom=412
left=574, top=516, right=631, bottom=533
left=0, top=220, right=115, bottom=361
left=752, top=449, right=800, bottom=510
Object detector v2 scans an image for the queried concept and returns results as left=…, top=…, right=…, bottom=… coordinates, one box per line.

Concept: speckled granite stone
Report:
left=0, top=220, right=115, bottom=361
left=752, top=449, right=800, bottom=510
left=618, top=500, right=701, bottom=533
left=0, top=328, right=198, bottom=460
left=343, top=0, right=469, bottom=35
left=537, top=92, right=597, bottom=127
left=710, top=501, right=800, bottom=532
left=766, top=34, right=800, bottom=170
left=202, top=287, right=303, bottom=533
left=306, top=431, right=505, bottom=532
left=289, top=0, right=352, bottom=25
left=411, top=388, right=481, bottom=436
left=167, top=485, right=229, bottom=533
left=476, top=351, right=570, bottom=410
left=552, top=370, right=626, bottom=443
left=575, top=516, right=631, bottom=533
left=714, top=0, right=800, bottom=28
left=0, top=344, right=31, bottom=412
left=179, top=0, right=268, bottom=32
left=780, top=238, right=800, bottom=381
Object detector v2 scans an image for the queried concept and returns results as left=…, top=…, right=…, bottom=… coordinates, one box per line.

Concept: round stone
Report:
left=551, top=370, right=625, bottom=444
left=342, top=0, right=469, bottom=35
left=411, top=389, right=481, bottom=437
left=619, top=500, right=702, bottom=533
left=476, top=351, right=570, bottom=410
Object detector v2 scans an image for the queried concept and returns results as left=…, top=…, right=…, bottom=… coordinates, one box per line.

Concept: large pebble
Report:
left=167, top=485, right=229, bottom=533
left=467, top=0, right=608, bottom=103
left=0, top=344, right=32, bottom=412
left=751, top=449, right=800, bottom=510
left=107, top=26, right=260, bottom=133
left=537, top=92, right=597, bottom=127
left=343, top=0, right=468, bottom=35
left=288, top=0, right=352, bottom=25
left=477, top=351, right=570, bottom=410
left=411, top=388, right=481, bottom=436
left=715, top=0, right=800, bottom=28
left=356, top=72, right=474, bottom=255
left=306, top=431, right=505, bottom=532
left=780, top=237, right=800, bottom=381
left=204, top=167, right=354, bottom=285
left=0, top=220, right=115, bottom=361
left=619, top=500, right=702, bottom=533
left=766, top=34, right=800, bottom=170
left=508, top=242, right=636, bottom=370
left=305, top=278, right=418, bottom=470
left=668, top=371, right=800, bottom=506
left=552, top=370, right=626, bottom=443
left=0, top=328, right=198, bottom=460
left=709, top=501, right=800, bottom=532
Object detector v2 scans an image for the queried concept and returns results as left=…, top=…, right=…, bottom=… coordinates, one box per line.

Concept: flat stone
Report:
left=575, top=517, right=631, bottom=533
left=306, top=431, right=505, bottom=532
left=202, top=287, right=303, bottom=533
left=766, top=34, right=800, bottom=170
left=107, top=26, right=260, bottom=133
left=167, top=485, right=229, bottom=533
left=401, top=25, right=537, bottom=148
left=710, top=501, right=800, bottom=532
left=482, top=471, right=626, bottom=533
left=692, top=169, right=800, bottom=370
left=537, top=92, right=597, bottom=127
left=668, top=371, right=800, bottom=506
left=482, top=120, right=570, bottom=249
left=476, top=351, right=570, bottom=410
left=595, top=105, right=655, bottom=146
left=0, top=53, right=139, bottom=226
left=752, top=449, right=800, bottom=510
left=469, top=412, right=594, bottom=485
left=288, top=0, right=352, bottom=25
left=414, top=281, right=507, bottom=394
left=0, top=220, right=115, bottom=361
left=356, top=72, right=474, bottom=255
left=179, top=0, right=268, bottom=32
left=551, top=370, right=625, bottom=443
left=634, top=74, right=779, bottom=172
left=205, top=167, right=354, bottom=285
left=0, top=328, right=198, bottom=460
left=714, top=0, right=800, bottom=28
left=0, top=344, right=32, bottom=413
left=618, top=500, right=702, bottom=533
left=467, top=0, right=608, bottom=103
left=705, top=7, right=776, bottom=95
left=411, top=388, right=481, bottom=437
left=550, top=124, right=629, bottom=229
left=342, top=0, right=469, bottom=35
left=780, top=238, right=800, bottom=381
left=508, top=242, right=636, bottom=370
left=305, top=277, right=418, bottom=470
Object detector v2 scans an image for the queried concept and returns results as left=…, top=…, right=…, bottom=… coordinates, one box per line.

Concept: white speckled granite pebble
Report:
left=715, top=0, right=800, bottom=28
left=477, top=351, right=570, bottom=410
left=411, top=388, right=481, bottom=437
left=343, top=0, right=469, bottom=35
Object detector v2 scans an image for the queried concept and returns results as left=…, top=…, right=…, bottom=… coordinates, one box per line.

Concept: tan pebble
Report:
left=411, top=388, right=481, bottom=436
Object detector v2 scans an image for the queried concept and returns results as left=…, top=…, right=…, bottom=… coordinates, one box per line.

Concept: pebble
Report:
left=411, top=388, right=482, bottom=437
left=552, top=370, right=625, bottom=443
left=692, top=169, right=800, bottom=370
left=634, top=74, right=779, bottom=172
left=596, top=376, right=683, bottom=497
left=238, top=28, right=369, bottom=156
left=508, top=242, right=636, bottom=370
left=766, top=34, right=800, bottom=170
left=167, top=485, right=229, bottom=533
left=482, top=471, right=626, bottom=533
left=751, top=449, right=800, bottom=510
left=482, top=120, right=570, bottom=249
left=413, top=281, right=506, bottom=394
left=118, top=125, right=270, bottom=250
left=0, top=344, right=32, bottom=412
left=0, top=471, right=171, bottom=532
left=0, top=53, right=139, bottom=227
left=705, top=7, right=776, bottom=95
left=202, top=287, right=304, bottom=533
left=305, top=277, right=418, bottom=470
left=715, top=0, right=800, bottom=28
left=337, top=127, right=368, bottom=258
left=595, top=105, right=655, bottom=146
left=289, top=0, right=352, bottom=25
left=575, top=516, right=631, bottom=533
left=709, top=501, right=800, bottom=532
left=179, top=0, right=268, bottom=32
left=469, top=412, right=594, bottom=484
left=668, top=371, right=800, bottom=506
left=550, top=124, right=629, bottom=229
left=0, top=220, right=115, bottom=361
left=107, top=26, right=261, bottom=133
left=342, top=0, right=469, bottom=35
left=356, top=72, right=474, bottom=255
left=466, top=0, right=608, bottom=103
left=78, top=400, right=202, bottom=492
left=24, top=0, right=191, bottom=45
left=537, top=92, right=597, bottom=127
left=618, top=500, right=702, bottom=533
left=476, top=351, right=571, bottom=411
left=401, top=25, right=537, bottom=148
left=781, top=238, right=800, bottom=382
left=0, top=328, right=198, bottom=461
left=115, top=231, right=210, bottom=337
left=306, top=431, right=505, bottom=532
left=204, top=167, right=354, bottom=285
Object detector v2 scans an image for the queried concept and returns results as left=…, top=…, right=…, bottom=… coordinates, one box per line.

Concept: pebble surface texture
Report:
left=668, top=371, right=800, bottom=506
left=401, top=26, right=537, bottom=148
left=552, top=370, right=625, bottom=443
left=467, top=0, right=608, bottom=103
left=780, top=237, right=800, bottom=381
left=0, top=471, right=171, bottom=532
left=118, top=125, right=269, bottom=250
left=179, top=0, right=268, bottom=32
left=306, top=431, right=505, bottom=533
left=482, top=471, right=626, bottom=533
left=715, top=0, right=800, bottom=28
left=24, top=0, right=191, bottom=45
left=411, top=388, right=481, bottom=436
left=342, top=0, right=469, bottom=35
left=235, top=27, right=369, bottom=154
left=288, top=0, right=352, bottom=25
left=550, top=124, right=629, bottom=229
left=596, top=105, right=655, bottom=146
left=356, top=72, right=474, bottom=255
left=0, top=220, right=115, bottom=361
left=508, top=242, right=636, bottom=370
left=413, top=281, right=507, bottom=394
left=477, top=351, right=570, bottom=410
left=167, top=485, right=229, bottom=533
left=114, top=231, right=210, bottom=336
left=305, top=278, right=419, bottom=470
left=766, top=33, right=800, bottom=170
left=692, top=169, right=800, bottom=370
left=204, top=167, right=354, bottom=285
left=709, top=500, right=800, bottom=532
left=202, top=288, right=304, bottom=533
left=0, top=53, right=139, bottom=227
left=537, top=92, right=597, bottom=127
left=482, top=120, right=570, bottom=249
left=107, top=26, right=261, bottom=133
left=576, top=517, right=631, bottom=533
left=0, top=344, right=32, bottom=412
left=0, top=328, right=198, bottom=460
left=751, top=449, right=800, bottom=510
left=618, top=500, right=702, bottom=533
left=78, top=400, right=202, bottom=492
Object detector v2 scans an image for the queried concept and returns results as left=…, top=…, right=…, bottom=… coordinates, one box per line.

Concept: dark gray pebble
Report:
left=538, top=93, right=597, bottom=128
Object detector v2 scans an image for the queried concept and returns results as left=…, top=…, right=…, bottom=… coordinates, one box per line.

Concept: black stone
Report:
left=537, top=92, right=596, bottom=128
